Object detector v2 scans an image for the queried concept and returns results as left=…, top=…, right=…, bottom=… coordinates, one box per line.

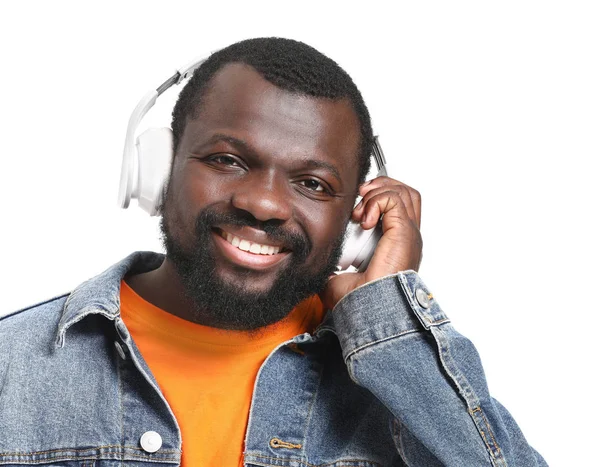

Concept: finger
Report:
left=358, top=176, right=416, bottom=195
left=360, top=190, right=411, bottom=231
left=358, top=176, right=396, bottom=195
left=359, top=178, right=421, bottom=227
left=409, top=188, right=422, bottom=229
left=355, top=186, right=415, bottom=227
left=355, top=185, right=418, bottom=228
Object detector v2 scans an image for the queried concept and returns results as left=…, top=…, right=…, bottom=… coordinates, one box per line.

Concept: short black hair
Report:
left=171, top=37, right=373, bottom=185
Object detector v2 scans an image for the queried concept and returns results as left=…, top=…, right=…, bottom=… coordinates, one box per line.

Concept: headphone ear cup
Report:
left=338, top=220, right=383, bottom=272
left=135, top=128, right=174, bottom=216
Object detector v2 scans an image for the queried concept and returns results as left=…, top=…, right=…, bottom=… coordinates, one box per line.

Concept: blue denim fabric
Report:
left=0, top=251, right=547, bottom=466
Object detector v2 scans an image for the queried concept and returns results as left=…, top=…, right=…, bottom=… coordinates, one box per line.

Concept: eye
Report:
left=298, top=178, right=328, bottom=193
left=209, top=154, right=242, bottom=167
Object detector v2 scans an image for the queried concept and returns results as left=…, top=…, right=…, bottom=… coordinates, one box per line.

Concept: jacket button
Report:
left=140, top=430, right=162, bottom=453
left=415, top=288, right=431, bottom=308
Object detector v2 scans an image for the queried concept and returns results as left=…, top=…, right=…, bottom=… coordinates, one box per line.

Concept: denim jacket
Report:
left=0, top=251, right=547, bottom=466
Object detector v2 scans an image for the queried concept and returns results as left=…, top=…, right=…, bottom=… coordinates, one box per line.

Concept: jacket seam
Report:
left=245, top=453, right=383, bottom=467
left=117, top=341, right=125, bottom=466
left=300, top=357, right=325, bottom=458
left=0, top=446, right=181, bottom=455
left=0, top=457, right=178, bottom=466
left=344, top=329, right=422, bottom=363
left=0, top=293, right=69, bottom=322
left=429, top=326, right=507, bottom=466
left=470, top=407, right=502, bottom=454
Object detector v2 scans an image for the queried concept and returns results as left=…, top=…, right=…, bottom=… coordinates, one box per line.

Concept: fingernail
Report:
left=361, top=213, right=367, bottom=224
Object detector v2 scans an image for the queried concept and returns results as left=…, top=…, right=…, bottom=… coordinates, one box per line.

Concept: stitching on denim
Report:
left=345, top=328, right=422, bottom=362
left=244, top=339, right=296, bottom=459
left=397, top=274, right=451, bottom=330
left=430, top=326, right=507, bottom=466
left=0, top=454, right=178, bottom=464
left=398, top=274, right=430, bottom=328
left=269, top=438, right=302, bottom=449
left=0, top=445, right=180, bottom=456
left=119, top=454, right=180, bottom=461
left=470, top=407, right=497, bottom=455
left=423, top=317, right=451, bottom=326
left=0, top=454, right=178, bottom=462
left=124, top=339, right=183, bottom=447
left=247, top=453, right=383, bottom=467
left=56, top=307, right=116, bottom=348
left=300, top=358, right=324, bottom=457
left=470, top=407, right=502, bottom=461
left=482, top=414, right=502, bottom=459
left=0, top=446, right=119, bottom=455
left=0, top=456, right=97, bottom=463
left=117, top=339, right=125, bottom=466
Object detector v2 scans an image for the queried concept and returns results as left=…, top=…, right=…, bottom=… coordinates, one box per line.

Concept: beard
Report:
left=159, top=205, right=345, bottom=331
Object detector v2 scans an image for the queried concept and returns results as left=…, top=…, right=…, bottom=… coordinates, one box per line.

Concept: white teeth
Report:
left=220, top=230, right=283, bottom=256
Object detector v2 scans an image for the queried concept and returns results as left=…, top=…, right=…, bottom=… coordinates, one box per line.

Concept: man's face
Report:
left=161, top=63, right=361, bottom=330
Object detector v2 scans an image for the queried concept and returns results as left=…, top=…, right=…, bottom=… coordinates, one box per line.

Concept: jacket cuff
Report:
left=331, top=272, right=450, bottom=360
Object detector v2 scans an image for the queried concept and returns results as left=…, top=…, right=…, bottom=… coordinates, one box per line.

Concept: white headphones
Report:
left=118, top=54, right=388, bottom=272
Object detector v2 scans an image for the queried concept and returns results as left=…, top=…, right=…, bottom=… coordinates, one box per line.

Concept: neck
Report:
left=125, top=258, right=210, bottom=325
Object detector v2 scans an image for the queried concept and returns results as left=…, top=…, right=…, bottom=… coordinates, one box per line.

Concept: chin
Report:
left=213, top=265, right=285, bottom=295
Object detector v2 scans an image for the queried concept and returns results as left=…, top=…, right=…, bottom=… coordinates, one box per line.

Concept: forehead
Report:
left=181, top=63, right=361, bottom=182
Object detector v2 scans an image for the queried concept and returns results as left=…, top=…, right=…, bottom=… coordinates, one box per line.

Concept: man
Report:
left=0, top=38, right=546, bottom=466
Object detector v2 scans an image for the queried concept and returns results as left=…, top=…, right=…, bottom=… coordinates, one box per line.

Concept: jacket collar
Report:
left=55, top=251, right=164, bottom=348
left=55, top=250, right=334, bottom=348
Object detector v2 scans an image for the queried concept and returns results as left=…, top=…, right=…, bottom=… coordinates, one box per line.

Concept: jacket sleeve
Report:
left=330, top=271, right=548, bottom=467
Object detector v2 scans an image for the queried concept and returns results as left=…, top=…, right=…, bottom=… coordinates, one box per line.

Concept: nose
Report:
left=231, top=171, right=293, bottom=222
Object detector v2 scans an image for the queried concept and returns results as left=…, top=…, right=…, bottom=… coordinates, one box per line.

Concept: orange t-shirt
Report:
left=119, top=280, right=324, bottom=467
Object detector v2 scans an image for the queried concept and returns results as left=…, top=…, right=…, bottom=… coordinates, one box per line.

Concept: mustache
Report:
left=195, top=208, right=312, bottom=261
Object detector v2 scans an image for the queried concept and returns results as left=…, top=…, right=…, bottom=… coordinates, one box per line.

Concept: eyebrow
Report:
left=193, top=133, right=253, bottom=154
left=194, top=133, right=343, bottom=185
left=301, top=159, right=342, bottom=185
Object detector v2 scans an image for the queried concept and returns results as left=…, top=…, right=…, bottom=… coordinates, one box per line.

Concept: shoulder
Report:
left=0, top=294, right=69, bottom=354
left=2, top=293, right=69, bottom=325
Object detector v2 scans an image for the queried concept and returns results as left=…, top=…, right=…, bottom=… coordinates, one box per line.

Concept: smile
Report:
left=212, top=228, right=291, bottom=270
left=219, top=230, right=282, bottom=255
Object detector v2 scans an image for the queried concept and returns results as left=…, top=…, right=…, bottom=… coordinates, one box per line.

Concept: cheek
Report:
left=304, top=205, right=351, bottom=254
left=164, top=170, right=211, bottom=241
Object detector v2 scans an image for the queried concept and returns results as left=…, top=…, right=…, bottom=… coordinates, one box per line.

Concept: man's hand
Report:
left=321, top=176, right=423, bottom=309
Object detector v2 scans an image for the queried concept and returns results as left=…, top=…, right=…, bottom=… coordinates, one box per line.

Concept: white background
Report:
left=1, top=1, right=598, bottom=465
